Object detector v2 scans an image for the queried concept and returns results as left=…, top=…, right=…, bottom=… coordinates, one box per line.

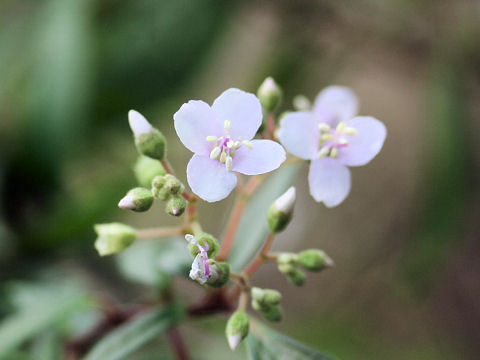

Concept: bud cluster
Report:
left=277, top=249, right=333, bottom=286
left=151, top=174, right=186, bottom=217
left=251, top=287, right=283, bottom=322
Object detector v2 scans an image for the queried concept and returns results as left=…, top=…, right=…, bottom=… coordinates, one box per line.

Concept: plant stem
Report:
left=217, top=176, right=264, bottom=261
left=237, top=291, right=249, bottom=311
left=137, top=226, right=184, bottom=239
left=166, top=327, right=191, bottom=360
left=245, top=233, right=275, bottom=276
left=266, top=113, right=275, bottom=140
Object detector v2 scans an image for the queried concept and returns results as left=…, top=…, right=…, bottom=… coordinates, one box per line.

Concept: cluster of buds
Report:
left=152, top=174, right=187, bottom=217
left=277, top=249, right=333, bottom=286
left=251, top=287, right=283, bottom=322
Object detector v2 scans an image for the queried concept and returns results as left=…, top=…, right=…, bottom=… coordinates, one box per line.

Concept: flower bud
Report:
left=267, top=187, right=296, bottom=233
left=133, top=155, right=165, bottom=188
left=225, top=310, right=249, bottom=351
left=128, top=110, right=166, bottom=160
left=251, top=287, right=282, bottom=307
left=118, top=187, right=154, bottom=212
left=297, top=249, right=334, bottom=272
left=257, top=77, right=282, bottom=113
left=277, top=252, right=299, bottom=265
left=187, top=232, right=219, bottom=259
left=152, top=174, right=185, bottom=201
left=165, top=195, right=187, bottom=217
left=292, top=94, right=311, bottom=111
left=206, top=261, right=230, bottom=288
left=278, top=262, right=306, bottom=286
left=261, top=304, right=283, bottom=322
left=94, top=223, right=137, bottom=256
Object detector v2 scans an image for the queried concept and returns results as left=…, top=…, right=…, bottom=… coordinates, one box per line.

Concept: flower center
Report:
left=317, top=121, right=357, bottom=159
left=206, top=120, right=253, bottom=171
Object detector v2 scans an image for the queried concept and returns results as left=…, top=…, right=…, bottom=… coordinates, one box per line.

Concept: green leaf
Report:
left=83, top=305, right=182, bottom=360
left=228, top=164, right=301, bottom=271
left=0, top=281, right=90, bottom=357
left=116, top=237, right=191, bottom=285
left=246, top=320, right=336, bottom=360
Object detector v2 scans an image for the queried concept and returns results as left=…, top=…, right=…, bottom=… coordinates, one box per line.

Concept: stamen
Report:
left=321, top=134, right=333, bottom=141
left=226, top=140, right=234, bottom=148
left=225, top=156, right=233, bottom=171
left=206, top=136, right=218, bottom=142
left=336, top=122, right=346, bottom=132
left=242, top=140, right=253, bottom=149
left=219, top=151, right=227, bottom=163
left=338, top=137, right=348, bottom=145
left=210, top=146, right=221, bottom=159
left=330, top=148, right=338, bottom=158
left=344, top=127, right=357, bottom=136
left=318, top=123, right=330, bottom=132
left=224, top=120, right=231, bottom=131
left=318, top=146, right=330, bottom=158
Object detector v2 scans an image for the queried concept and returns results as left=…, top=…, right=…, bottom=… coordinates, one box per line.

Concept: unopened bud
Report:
left=267, top=187, right=296, bottom=233
left=257, top=77, right=282, bottom=113
left=261, top=304, right=283, bottom=322
left=298, top=249, right=334, bottom=272
left=292, top=95, right=311, bottom=111
left=165, top=195, right=187, bottom=217
left=251, top=287, right=282, bottom=307
left=94, top=223, right=137, bottom=256
left=128, top=110, right=166, bottom=160
left=152, top=174, right=184, bottom=201
left=225, top=310, right=249, bottom=351
left=277, top=259, right=305, bottom=286
left=188, top=232, right=219, bottom=259
left=277, top=252, right=299, bottom=265
left=133, top=155, right=165, bottom=188
left=206, top=261, right=230, bottom=288
left=118, top=187, right=154, bottom=212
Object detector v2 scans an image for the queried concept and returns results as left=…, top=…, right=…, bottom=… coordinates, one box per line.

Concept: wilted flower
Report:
left=174, top=88, right=286, bottom=202
left=278, top=86, right=386, bottom=207
left=185, top=234, right=210, bottom=284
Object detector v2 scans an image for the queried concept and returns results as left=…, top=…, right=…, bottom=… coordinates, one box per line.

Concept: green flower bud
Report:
left=251, top=287, right=282, bottom=307
left=267, top=187, right=296, bottom=233
left=285, top=267, right=306, bottom=286
left=225, top=310, right=249, bottom=351
left=128, top=110, right=166, bottom=160
left=133, top=156, right=165, bottom=188
left=187, top=232, right=219, bottom=258
left=94, top=223, right=137, bottom=256
left=165, top=195, right=187, bottom=217
left=292, top=94, right=311, bottom=111
left=118, top=187, right=154, bottom=212
left=152, top=174, right=185, bottom=201
left=277, top=258, right=306, bottom=286
left=206, top=261, right=230, bottom=288
left=298, top=249, right=334, bottom=272
left=261, top=304, right=283, bottom=322
left=277, top=252, right=299, bottom=265
left=257, top=77, right=282, bottom=113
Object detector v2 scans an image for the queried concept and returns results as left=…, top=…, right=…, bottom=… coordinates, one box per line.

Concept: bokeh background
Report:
left=1, top=0, right=480, bottom=359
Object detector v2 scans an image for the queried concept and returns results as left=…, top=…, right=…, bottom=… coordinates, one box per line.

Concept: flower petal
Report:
left=232, top=140, right=286, bottom=175
left=308, top=158, right=351, bottom=207
left=312, top=86, right=358, bottom=126
left=211, top=88, right=262, bottom=140
left=187, top=154, right=237, bottom=202
left=337, top=116, right=386, bottom=167
left=174, top=100, right=223, bottom=155
left=277, top=112, right=319, bottom=160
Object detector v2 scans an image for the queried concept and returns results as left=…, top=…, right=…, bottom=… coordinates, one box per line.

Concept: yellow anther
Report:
left=225, top=156, right=233, bottom=171
left=336, top=122, right=346, bottom=132
left=226, top=140, right=234, bottom=148
left=242, top=140, right=253, bottom=149
left=206, top=136, right=218, bottom=142
left=318, top=146, right=330, bottom=158
left=219, top=151, right=227, bottom=163
left=338, top=138, right=348, bottom=145
left=224, top=120, right=231, bottom=131
left=233, top=141, right=241, bottom=148
left=210, top=146, right=221, bottom=159
left=318, top=123, right=330, bottom=132
left=330, top=147, right=338, bottom=158
left=344, top=127, right=357, bottom=136
left=321, top=134, right=333, bottom=141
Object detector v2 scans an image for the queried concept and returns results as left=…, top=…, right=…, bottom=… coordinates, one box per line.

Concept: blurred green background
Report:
left=1, top=0, right=480, bottom=359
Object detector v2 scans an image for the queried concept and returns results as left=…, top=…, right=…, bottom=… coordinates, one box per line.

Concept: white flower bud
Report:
left=128, top=110, right=152, bottom=136
left=267, top=187, right=296, bottom=233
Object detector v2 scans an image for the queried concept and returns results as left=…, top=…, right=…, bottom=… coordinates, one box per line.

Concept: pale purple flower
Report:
left=174, top=88, right=286, bottom=202
left=185, top=234, right=210, bottom=284
left=278, top=86, right=386, bottom=207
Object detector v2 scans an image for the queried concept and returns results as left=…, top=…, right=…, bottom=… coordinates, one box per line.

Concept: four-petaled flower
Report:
left=185, top=234, right=210, bottom=284
left=278, top=86, right=386, bottom=207
left=174, top=88, right=286, bottom=202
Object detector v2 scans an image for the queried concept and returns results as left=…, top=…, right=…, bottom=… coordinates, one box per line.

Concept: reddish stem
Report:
left=245, top=233, right=275, bottom=276
left=167, top=327, right=192, bottom=360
